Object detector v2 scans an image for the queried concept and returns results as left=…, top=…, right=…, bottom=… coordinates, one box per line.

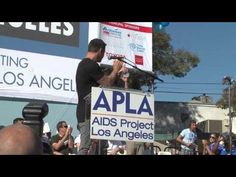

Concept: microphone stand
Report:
left=117, top=58, right=164, bottom=83
left=99, top=57, right=163, bottom=155
left=118, top=57, right=163, bottom=154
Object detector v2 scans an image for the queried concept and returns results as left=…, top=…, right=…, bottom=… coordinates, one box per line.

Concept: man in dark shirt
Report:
left=51, top=121, right=74, bottom=155
left=76, top=38, right=123, bottom=155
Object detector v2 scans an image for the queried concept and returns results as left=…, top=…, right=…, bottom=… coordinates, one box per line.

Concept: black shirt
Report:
left=51, top=134, right=74, bottom=155
left=76, top=58, right=104, bottom=123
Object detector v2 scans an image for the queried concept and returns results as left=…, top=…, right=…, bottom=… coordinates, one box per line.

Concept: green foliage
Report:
left=128, top=30, right=200, bottom=90
left=127, top=71, right=153, bottom=90
left=153, top=30, right=200, bottom=77
left=216, top=84, right=236, bottom=113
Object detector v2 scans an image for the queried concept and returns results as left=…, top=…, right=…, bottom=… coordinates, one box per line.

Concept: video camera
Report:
left=22, top=102, right=49, bottom=138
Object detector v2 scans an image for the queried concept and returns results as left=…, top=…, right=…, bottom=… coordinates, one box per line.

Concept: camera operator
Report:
left=51, top=121, right=74, bottom=155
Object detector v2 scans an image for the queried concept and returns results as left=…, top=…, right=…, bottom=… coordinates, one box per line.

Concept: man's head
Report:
left=88, top=38, right=106, bottom=62
left=0, top=124, right=43, bottom=155
left=189, top=119, right=197, bottom=132
left=13, top=117, right=24, bottom=124
left=56, top=121, right=68, bottom=136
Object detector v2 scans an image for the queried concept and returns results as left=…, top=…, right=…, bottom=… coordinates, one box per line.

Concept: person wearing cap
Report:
left=42, top=122, right=51, bottom=141
left=41, top=122, right=53, bottom=154
left=76, top=38, right=123, bottom=155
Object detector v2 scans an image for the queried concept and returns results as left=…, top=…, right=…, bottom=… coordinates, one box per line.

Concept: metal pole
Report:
left=223, top=76, right=234, bottom=155
left=151, top=78, right=155, bottom=154
left=229, top=84, right=232, bottom=155
left=98, top=140, right=101, bottom=155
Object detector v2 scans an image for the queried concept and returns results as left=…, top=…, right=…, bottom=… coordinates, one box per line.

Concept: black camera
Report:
left=22, top=102, right=49, bottom=138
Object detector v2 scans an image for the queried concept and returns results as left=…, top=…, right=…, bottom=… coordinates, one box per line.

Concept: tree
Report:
left=127, top=30, right=200, bottom=90
left=216, top=84, right=236, bottom=114
left=153, top=30, right=199, bottom=77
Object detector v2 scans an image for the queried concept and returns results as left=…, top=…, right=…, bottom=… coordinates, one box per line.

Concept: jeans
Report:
left=77, top=119, right=91, bottom=155
left=126, top=142, right=145, bottom=155
left=180, top=148, right=195, bottom=155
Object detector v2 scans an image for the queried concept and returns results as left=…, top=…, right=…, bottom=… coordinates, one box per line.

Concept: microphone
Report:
left=108, top=56, right=125, bottom=60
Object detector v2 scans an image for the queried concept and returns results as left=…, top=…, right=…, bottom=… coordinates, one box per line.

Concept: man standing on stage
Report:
left=76, top=38, right=123, bottom=155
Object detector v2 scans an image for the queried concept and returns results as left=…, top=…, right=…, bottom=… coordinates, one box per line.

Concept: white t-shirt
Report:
left=180, top=128, right=197, bottom=150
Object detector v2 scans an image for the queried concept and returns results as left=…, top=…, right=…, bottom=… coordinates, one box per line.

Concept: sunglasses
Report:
left=210, top=136, right=216, bottom=139
left=62, top=125, right=68, bottom=128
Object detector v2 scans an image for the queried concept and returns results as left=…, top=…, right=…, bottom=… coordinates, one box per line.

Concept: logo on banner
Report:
left=129, top=43, right=145, bottom=53
left=102, top=27, right=122, bottom=38
left=135, top=55, right=143, bottom=65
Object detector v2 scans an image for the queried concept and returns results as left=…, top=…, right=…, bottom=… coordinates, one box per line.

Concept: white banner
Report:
left=0, top=48, right=80, bottom=103
left=90, top=87, right=154, bottom=142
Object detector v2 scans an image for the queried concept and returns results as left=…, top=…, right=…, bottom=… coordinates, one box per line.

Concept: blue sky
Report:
left=155, top=22, right=236, bottom=103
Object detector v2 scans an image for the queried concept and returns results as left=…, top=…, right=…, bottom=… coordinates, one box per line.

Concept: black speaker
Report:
left=22, top=102, right=49, bottom=137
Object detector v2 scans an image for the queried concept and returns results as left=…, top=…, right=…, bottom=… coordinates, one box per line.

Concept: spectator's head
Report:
left=56, top=121, right=68, bottom=136
left=0, top=124, right=43, bottom=155
left=189, top=119, right=197, bottom=131
left=88, top=38, right=106, bottom=62
left=13, top=117, right=24, bottom=124
left=43, top=122, right=51, bottom=139
left=209, top=133, right=218, bottom=143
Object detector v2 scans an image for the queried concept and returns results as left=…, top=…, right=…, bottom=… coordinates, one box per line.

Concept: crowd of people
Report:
left=176, top=119, right=236, bottom=155
left=0, top=116, right=234, bottom=155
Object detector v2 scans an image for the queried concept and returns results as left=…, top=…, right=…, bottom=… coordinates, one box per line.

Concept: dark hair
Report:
left=13, top=117, right=24, bottom=124
left=189, top=119, right=197, bottom=127
left=56, top=121, right=67, bottom=131
left=88, top=38, right=106, bottom=53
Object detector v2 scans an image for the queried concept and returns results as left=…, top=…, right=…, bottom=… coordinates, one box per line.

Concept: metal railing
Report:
left=164, top=146, right=180, bottom=155
left=152, top=145, right=161, bottom=155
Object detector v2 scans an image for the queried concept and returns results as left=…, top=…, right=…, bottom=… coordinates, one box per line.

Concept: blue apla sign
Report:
left=90, top=87, right=155, bottom=142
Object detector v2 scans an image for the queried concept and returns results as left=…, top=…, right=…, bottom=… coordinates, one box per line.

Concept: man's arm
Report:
left=97, top=70, right=118, bottom=87
left=176, top=134, right=191, bottom=148
left=97, top=60, right=123, bottom=87
left=67, top=127, right=74, bottom=149
left=52, top=129, right=70, bottom=151
left=52, top=135, right=67, bottom=151
left=176, top=135, right=185, bottom=146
